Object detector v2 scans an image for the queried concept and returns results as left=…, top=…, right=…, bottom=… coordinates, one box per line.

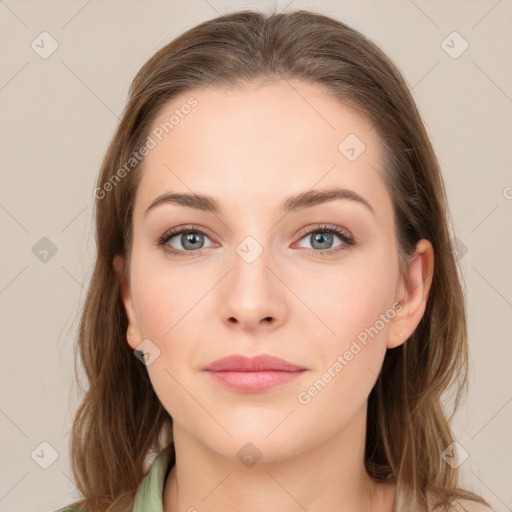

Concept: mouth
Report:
left=202, top=354, right=308, bottom=393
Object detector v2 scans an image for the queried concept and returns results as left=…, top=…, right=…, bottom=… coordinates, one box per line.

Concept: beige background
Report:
left=0, top=1, right=511, bottom=511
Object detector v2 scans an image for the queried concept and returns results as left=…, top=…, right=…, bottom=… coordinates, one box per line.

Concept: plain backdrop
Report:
left=0, top=1, right=511, bottom=511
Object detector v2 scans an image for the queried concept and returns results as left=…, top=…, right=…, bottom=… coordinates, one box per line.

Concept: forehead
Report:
left=134, top=79, right=391, bottom=219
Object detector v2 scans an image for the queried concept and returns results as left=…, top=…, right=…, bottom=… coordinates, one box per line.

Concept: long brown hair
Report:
left=68, top=8, right=489, bottom=511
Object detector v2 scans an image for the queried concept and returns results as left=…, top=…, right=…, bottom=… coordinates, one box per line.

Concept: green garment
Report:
left=55, top=448, right=173, bottom=512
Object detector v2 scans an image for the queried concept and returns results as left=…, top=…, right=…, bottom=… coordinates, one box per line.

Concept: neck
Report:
left=162, top=403, right=396, bottom=512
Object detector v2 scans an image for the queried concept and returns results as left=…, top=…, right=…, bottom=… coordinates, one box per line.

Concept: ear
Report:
left=387, top=239, right=434, bottom=349
left=113, top=255, right=142, bottom=350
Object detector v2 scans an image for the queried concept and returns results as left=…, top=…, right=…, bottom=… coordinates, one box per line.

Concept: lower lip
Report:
left=204, top=370, right=305, bottom=392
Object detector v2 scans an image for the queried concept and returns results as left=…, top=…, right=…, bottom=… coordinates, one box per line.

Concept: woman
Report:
left=57, top=9, right=492, bottom=512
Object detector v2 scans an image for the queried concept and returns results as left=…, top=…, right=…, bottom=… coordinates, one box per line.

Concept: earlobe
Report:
left=113, top=255, right=142, bottom=350
left=126, top=324, right=142, bottom=351
left=387, top=239, right=434, bottom=349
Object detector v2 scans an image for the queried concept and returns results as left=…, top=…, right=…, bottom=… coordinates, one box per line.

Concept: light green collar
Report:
left=132, top=447, right=174, bottom=512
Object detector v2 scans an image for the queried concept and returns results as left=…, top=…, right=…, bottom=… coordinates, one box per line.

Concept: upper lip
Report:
left=203, top=354, right=307, bottom=372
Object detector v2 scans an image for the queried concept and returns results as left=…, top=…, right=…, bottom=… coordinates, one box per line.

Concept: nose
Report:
left=219, top=246, right=287, bottom=333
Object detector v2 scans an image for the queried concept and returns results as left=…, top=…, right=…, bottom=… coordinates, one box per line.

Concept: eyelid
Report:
left=294, top=223, right=354, bottom=243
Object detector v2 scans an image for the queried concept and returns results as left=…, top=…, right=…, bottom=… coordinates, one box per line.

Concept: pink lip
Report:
left=203, top=354, right=307, bottom=392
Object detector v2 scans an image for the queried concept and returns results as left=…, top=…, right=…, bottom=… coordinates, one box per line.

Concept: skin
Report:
left=114, top=79, right=434, bottom=512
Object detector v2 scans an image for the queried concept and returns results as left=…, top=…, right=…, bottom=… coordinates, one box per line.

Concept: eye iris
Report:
left=311, top=231, right=333, bottom=250
left=181, top=232, right=204, bottom=250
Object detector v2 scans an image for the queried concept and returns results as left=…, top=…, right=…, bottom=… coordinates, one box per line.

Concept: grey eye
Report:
left=168, top=231, right=213, bottom=251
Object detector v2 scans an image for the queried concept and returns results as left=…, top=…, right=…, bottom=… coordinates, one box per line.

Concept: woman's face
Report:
left=118, top=79, right=415, bottom=461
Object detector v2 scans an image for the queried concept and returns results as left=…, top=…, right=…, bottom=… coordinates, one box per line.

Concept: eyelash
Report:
left=157, top=223, right=355, bottom=257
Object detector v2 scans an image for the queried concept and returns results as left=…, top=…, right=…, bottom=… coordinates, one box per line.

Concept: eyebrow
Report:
left=144, top=187, right=375, bottom=217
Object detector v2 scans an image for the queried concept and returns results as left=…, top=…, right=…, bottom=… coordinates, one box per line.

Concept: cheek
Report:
left=299, top=246, right=398, bottom=346
left=129, top=257, right=210, bottom=418
left=295, top=249, right=398, bottom=402
left=130, top=253, right=205, bottom=340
